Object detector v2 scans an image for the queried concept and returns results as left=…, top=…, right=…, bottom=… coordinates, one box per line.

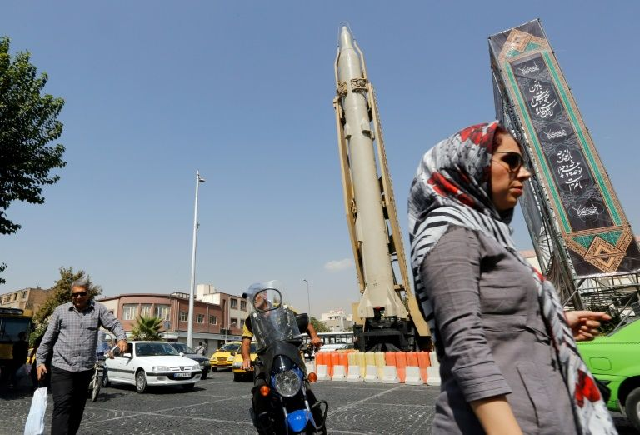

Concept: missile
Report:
left=334, top=26, right=408, bottom=320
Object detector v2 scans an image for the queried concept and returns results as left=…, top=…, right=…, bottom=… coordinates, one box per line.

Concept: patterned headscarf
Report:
left=408, top=122, right=616, bottom=435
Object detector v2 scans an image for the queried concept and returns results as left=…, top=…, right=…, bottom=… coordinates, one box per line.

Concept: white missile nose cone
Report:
left=339, top=26, right=354, bottom=50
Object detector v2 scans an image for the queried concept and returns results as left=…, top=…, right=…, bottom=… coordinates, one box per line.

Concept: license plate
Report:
left=174, top=372, right=191, bottom=378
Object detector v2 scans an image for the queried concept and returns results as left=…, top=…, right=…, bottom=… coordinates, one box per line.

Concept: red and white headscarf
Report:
left=408, top=122, right=616, bottom=434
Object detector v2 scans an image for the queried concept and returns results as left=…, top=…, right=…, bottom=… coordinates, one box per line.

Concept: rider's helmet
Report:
left=242, top=280, right=284, bottom=313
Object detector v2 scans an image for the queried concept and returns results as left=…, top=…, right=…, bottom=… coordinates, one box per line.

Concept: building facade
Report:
left=0, top=287, right=50, bottom=316
left=320, top=309, right=353, bottom=332
left=98, top=288, right=248, bottom=356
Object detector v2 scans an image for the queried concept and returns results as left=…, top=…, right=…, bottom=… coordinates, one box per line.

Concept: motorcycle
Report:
left=245, top=282, right=328, bottom=434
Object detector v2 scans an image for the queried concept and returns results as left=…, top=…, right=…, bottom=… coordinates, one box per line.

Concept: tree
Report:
left=309, top=316, right=330, bottom=333
left=131, top=316, right=163, bottom=341
left=1, top=37, right=66, bottom=282
left=30, top=268, right=101, bottom=345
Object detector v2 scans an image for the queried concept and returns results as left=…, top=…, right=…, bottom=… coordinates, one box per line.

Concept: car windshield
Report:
left=250, top=343, right=257, bottom=353
left=218, top=343, right=240, bottom=352
left=135, top=342, right=179, bottom=357
left=169, top=343, right=194, bottom=353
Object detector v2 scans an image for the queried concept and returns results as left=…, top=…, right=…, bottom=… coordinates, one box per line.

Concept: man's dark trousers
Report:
left=51, top=366, right=93, bottom=435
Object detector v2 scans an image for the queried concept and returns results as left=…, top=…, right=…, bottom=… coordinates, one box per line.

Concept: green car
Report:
left=578, top=317, right=640, bottom=431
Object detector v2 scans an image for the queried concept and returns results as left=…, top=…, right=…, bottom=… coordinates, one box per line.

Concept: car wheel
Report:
left=626, top=387, right=640, bottom=432
left=182, top=383, right=195, bottom=391
left=233, top=372, right=241, bottom=382
left=135, top=370, right=147, bottom=393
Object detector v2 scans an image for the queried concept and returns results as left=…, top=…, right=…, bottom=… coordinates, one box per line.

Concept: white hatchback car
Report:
left=103, top=341, right=201, bottom=393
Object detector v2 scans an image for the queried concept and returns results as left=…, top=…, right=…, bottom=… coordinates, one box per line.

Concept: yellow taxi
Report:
left=209, top=341, right=242, bottom=371
left=231, top=341, right=257, bottom=381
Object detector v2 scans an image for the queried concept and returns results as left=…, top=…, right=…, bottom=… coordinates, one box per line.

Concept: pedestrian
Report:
left=36, top=278, right=128, bottom=435
left=194, top=341, right=206, bottom=356
left=10, top=331, right=29, bottom=389
left=408, top=122, right=615, bottom=434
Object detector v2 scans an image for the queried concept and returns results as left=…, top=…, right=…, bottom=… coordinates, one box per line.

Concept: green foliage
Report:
left=0, top=37, right=66, bottom=282
left=131, top=316, right=163, bottom=341
left=30, top=268, right=101, bottom=346
left=310, top=316, right=330, bottom=333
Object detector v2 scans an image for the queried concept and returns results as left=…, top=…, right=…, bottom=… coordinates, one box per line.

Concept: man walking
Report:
left=194, top=341, right=206, bottom=356
left=36, top=278, right=127, bottom=435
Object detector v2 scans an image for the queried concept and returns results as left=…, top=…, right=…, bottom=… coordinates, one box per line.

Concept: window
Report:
left=239, top=318, right=244, bottom=328
left=21, top=291, right=28, bottom=300
left=209, top=315, right=217, bottom=325
left=122, top=304, right=137, bottom=321
left=155, top=305, right=170, bottom=321
left=230, top=298, right=237, bottom=309
left=230, top=317, right=238, bottom=327
left=140, top=304, right=152, bottom=317
left=179, top=311, right=188, bottom=322
left=241, top=300, right=247, bottom=311
left=196, top=314, right=204, bottom=324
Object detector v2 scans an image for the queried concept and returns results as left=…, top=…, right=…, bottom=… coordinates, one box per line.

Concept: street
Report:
left=1, top=370, right=635, bottom=434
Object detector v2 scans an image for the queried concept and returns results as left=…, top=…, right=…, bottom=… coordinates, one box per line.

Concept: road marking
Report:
left=328, top=385, right=404, bottom=415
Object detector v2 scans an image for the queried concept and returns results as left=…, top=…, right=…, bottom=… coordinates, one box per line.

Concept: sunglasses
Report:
left=493, top=151, right=528, bottom=173
left=72, top=292, right=88, bottom=298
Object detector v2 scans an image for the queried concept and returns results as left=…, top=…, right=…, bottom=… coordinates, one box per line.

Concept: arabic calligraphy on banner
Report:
left=510, top=55, right=613, bottom=232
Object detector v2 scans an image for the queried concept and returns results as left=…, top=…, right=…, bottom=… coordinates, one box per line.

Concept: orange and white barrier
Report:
left=381, top=353, right=399, bottom=384
left=363, top=352, right=379, bottom=383
left=313, top=350, right=437, bottom=385
left=426, top=351, right=441, bottom=386
left=346, top=352, right=363, bottom=382
left=315, top=352, right=331, bottom=381
left=405, top=352, right=423, bottom=385
left=331, top=352, right=348, bottom=381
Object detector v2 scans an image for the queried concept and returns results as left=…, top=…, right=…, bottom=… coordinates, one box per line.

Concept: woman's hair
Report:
left=492, top=125, right=509, bottom=150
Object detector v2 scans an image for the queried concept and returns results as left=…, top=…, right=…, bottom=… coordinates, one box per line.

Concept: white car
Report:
left=103, top=341, right=201, bottom=393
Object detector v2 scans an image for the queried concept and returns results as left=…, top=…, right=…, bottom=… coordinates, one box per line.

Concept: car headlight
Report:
left=153, top=366, right=169, bottom=372
left=192, top=364, right=200, bottom=370
left=227, top=356, right=234, bottom=361
left=273, top=370, right=302, bottom=398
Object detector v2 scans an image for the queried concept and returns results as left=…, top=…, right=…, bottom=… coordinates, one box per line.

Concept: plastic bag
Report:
left=24, top=386, right=47, bottom=435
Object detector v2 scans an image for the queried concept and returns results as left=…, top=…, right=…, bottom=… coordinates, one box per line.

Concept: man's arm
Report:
left=98, top=304, right=128, bottom=353
left=306, top=322, right=322, bottom=348
left=36, top=309, right=61, bottom=380
left=241, top=337, right=252, bottom=370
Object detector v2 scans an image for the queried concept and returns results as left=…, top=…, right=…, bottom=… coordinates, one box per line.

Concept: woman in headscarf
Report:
left=408, top=122, right=615, bottom=435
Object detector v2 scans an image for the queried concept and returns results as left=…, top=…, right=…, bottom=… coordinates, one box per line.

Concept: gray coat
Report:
left=421, top=226, right=577, bottom=435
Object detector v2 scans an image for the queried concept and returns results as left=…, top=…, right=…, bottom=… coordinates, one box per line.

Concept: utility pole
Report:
left=187, top=171, right=205, bottom=348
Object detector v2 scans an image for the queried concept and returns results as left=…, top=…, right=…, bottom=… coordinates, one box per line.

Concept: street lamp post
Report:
left=303, top=279, right=311, bottom=317
left=187, top=171, right=205, bottom=348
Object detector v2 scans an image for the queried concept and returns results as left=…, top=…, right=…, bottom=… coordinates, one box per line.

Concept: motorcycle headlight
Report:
left=273, top=370, right=302, bottom=398
left=153, top=366, right=169, bottom=372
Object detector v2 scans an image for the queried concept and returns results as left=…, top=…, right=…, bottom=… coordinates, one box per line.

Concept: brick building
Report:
left=98, top=289, right=248, bottom=355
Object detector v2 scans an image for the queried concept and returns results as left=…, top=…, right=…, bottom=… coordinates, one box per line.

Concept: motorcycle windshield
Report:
left=251, top=307, right=301, bottom=351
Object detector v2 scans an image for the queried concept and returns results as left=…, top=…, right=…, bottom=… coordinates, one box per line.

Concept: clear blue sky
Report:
left=2, top=1, right=638, bottom=317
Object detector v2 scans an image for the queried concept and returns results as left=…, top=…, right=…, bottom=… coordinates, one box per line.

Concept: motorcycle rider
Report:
left=241, top=283, right=323, bottom=431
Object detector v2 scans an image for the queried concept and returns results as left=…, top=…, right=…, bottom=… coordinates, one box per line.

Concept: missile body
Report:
left=335, top=27, right=407, bottom=320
